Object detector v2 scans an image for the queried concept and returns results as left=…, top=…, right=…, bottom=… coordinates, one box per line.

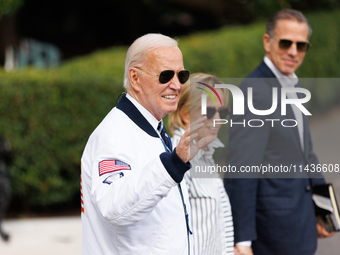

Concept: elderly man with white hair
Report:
left=80, top=33, right=212, bottom=255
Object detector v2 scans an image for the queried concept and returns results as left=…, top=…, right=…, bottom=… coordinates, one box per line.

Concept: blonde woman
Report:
left=169, top=73, right=234, bottom=255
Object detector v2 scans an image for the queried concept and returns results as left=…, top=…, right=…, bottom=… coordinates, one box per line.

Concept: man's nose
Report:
left=287, top=42, right=298, bottom=56
left=169, top=74, right=182, bottom=90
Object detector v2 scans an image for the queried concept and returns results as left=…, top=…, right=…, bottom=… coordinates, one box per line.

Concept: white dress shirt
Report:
left=264, top=56, right=304, bottom=151
left=172, top=128, right=234, bottom=255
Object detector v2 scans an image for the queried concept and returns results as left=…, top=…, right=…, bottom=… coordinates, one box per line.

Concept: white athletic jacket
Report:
left=81, top=93, right=192, bottom=255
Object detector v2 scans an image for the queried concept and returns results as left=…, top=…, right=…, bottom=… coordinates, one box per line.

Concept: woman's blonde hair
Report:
left=168, top=73, right=229, bottom=135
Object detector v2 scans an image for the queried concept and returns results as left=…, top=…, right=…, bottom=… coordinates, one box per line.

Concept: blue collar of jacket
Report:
left=116, top=93, right=159, bottom=138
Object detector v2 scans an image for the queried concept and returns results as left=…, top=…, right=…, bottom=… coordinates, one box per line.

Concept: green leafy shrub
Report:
left=0, top=68, right=125, bottom=208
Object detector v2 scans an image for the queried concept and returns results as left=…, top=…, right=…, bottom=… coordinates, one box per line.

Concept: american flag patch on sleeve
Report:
left=99, top=160, right=131, bottom=176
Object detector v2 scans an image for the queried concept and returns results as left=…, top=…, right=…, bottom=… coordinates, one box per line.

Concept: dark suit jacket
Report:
left=225, top=61, right=325, bottom=255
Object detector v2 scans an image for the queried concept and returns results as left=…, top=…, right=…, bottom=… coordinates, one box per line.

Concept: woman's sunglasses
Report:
left=206, top=107, right=231, bottom=119
left=277, top=39, right=310, bottom=52
left=135, top=66, right=190, bottom=84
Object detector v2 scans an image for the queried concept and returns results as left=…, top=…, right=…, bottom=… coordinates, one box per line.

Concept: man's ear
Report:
left=129, top=67, right=141, bottom=92
left=263, top=33, right=271, bottom=53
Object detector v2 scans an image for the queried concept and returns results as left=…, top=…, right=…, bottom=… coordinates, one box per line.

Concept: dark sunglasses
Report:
left=277, top=39, right=310, bottom=52
left=135, top=66, right=190, bottom=84
left=206, top=107, right=230, bottom=119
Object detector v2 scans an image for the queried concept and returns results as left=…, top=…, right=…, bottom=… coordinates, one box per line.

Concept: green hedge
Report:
left=0, top=69, right=123, bottom=207
left=1, top=9, right=340, bottom=209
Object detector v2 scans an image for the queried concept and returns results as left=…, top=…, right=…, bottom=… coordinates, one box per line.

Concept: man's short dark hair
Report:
left=266, top=9, right=312, bottom=39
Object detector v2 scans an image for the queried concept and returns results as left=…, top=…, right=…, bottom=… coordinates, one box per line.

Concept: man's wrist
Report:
left=160, top=148, right=191, bottom=183
left=237, top=241, right=252, bottom=246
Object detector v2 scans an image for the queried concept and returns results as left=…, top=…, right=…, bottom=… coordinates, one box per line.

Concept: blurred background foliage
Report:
left=0, top=0, right=23, bottom=18
left=1, top=1, right=340, bottom=212
left=1, top=0, right=340, bottom=63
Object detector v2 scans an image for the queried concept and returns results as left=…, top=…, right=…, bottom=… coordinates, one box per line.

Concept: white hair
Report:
left=123, top=33, right=178, bottom=90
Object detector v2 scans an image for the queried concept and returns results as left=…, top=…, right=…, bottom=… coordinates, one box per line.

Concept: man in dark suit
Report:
left=225, top=9, right=335, bottom=255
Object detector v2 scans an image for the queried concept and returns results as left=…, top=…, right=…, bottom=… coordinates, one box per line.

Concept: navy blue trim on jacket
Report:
left=116, top=93, right=190, bottom=183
